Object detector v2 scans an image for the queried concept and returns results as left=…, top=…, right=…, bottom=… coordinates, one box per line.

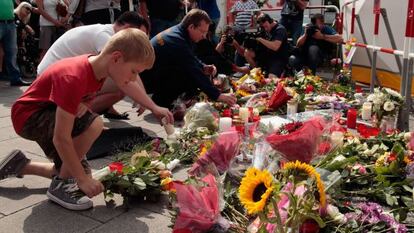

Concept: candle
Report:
left=287, top=99, right=298, bottom=116
left=162, top=117, right=175, bottom=135
left=222, top=109, right=232, bottom=117
left=219, top=117, right=232, bottom=132
left=239, top=107, right=249, bottom=123
left=347, top=108, right=357, bottom=129
left=361, top=102, right=372, bottom=120
left=331, top=131, right=344, bottom=147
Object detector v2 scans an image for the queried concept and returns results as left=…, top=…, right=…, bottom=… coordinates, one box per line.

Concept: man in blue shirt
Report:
left=141, top=9, right=236, bottom=109
left=292, top=13, right=342, bottom=74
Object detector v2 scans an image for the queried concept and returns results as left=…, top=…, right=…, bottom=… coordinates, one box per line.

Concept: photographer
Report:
left=291, top=13, right=343, bottom=74
left=243, top=13, right=289, bottom=78
left=278, top=0, right=308, bottom=45
left=195, top=24, right=249, bottom=75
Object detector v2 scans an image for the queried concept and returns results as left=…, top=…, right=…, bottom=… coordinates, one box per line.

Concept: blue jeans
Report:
left=280, top=17, right=303, bottom=45
left=0, top=22, right=21, bottom=83
left=289, top=45, right=323, bottom=75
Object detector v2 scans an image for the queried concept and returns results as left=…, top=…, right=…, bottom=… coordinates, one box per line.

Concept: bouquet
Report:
left=189, top=130, right=241, bottom=175
left=171, top=174, right=230, bottom=233
left=367, top=87, right=404, bottom=126
left=266, top=117, right=325, bottom=163
left=267, top=83, right=292, bottom=110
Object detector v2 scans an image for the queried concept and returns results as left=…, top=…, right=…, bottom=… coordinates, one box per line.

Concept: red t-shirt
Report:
left=12, top=55, right=104, bottom=134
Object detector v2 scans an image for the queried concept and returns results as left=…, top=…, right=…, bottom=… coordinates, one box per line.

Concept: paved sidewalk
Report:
left=0, top=80, right=186, bottom=233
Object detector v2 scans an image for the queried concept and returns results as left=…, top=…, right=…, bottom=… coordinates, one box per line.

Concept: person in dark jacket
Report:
left=141, top=9, right=236, bottom=109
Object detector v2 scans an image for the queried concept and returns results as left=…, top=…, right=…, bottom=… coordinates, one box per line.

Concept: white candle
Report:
left=162, top=117, right=175, bottom=135
left=239, top=107, right=249, bottom=123
left=361, top=102, right=372, bottom=120
left=219, top=117, right=232, bottom=132
left=331, top=131, right=344, bottom=147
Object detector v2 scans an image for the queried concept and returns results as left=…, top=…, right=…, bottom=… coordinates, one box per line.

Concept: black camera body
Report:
left=225, top=34, right=234, bottom=44
left=306, top=24, right=319, bottom=36
left=242, top=29, right=269, bottom=51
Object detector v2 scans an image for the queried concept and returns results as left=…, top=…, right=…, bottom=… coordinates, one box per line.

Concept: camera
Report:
left=225, top=35, right=234, bottom=44
left=242, top=28, right=268, bottom=51
left=305, top=24, right=319, bottom=36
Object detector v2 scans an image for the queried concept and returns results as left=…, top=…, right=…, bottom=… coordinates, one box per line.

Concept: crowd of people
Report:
left=0, top=0, right=344, bottom=212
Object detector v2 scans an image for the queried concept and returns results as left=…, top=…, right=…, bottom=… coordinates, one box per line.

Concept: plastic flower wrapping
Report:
left=265, top=117, right=326, bottom=163
left=184, top=102, right=220, bottom=132
left=189, top=130, right=241, bottom=175
left=172, top=173, right=230, bottom=233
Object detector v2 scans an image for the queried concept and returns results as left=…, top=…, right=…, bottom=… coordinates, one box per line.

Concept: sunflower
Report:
left=239, top=168, right=274, bottom=215
left=283, top=161, right=326, bottom=208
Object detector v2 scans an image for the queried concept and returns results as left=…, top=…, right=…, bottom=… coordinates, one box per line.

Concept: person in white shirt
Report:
left=37, top=12, right=172, bottom=121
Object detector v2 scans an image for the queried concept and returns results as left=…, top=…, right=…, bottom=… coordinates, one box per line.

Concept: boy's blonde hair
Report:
left=101, top=28, right=155, bottom=69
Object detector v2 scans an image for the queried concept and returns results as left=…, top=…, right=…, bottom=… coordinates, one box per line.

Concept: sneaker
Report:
left=0, top=150, right=30, bottom=180
left=47, top=176, right=93, bottom=211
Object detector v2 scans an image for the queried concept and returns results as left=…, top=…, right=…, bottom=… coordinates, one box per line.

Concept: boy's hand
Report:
left=203, top=65, right=217, bottom=77
left=152, top=106, right=174, bottom=124
left=76, top=103, right=90, bottom=118
left=78, top=177, right=104, bottom=198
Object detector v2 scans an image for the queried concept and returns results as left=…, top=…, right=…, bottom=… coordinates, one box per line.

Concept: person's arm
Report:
left=138, top=0, right=149, bottom=19
left=296, top=33, right=307, bottom=47
left=24, top=25, right=35, bottom=35
left=323, top=33, right=343, bottom=44
left=182, top=45, right=236, bottom=105
left=277, top=0, right=285, bottom=6
left=53, top=107, right=103, bottom=197
left=257, top=38, right=282, bottom=52
left=215, top=35, right=226, bottom=53
left=36, top=0, right=63, bottom=27
left=117, top=77, right=174, bottom=123
left=233, top=40, right=245, bottom=56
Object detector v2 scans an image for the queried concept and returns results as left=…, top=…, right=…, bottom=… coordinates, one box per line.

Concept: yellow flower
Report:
left=283, top=161, right=327, bottom=208
left=376, top=153, right=388, bottom=167
left=236, top=89, right=251, bottom=97
left=239, top=168, right=274, bottom=215
left=404, top=155, right=412, bottom=164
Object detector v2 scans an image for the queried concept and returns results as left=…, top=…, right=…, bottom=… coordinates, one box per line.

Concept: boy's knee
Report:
left=89, top=117, right=104, bottom=135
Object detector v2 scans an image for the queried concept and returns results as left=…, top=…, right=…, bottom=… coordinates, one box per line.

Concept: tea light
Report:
left=162, top=117, right=175, bottom=135
left=331, top=131, right=344, bottom=147
left=219, top=117, right=232, bottom=132
left=239, top=107, right=249, bottom=123
left=287, top=99, right=298, bottom=116
left=361, top=102, right=372, bottom=120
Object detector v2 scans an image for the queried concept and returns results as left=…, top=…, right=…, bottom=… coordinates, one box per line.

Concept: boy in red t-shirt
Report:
left=0, top=29, right=163, bottom=210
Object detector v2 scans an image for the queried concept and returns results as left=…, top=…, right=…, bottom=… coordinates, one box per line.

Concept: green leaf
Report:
left=401, top=196, right=414, bottom=208
left=133, top=177, right=146, bottom=190
left=403, top=185, right=413, bottom=193
left=385, top=193, right=398, bottom=206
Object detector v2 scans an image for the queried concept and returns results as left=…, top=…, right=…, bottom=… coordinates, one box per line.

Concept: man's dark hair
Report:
left=115, top=12, right=149, bottom=32
left=181, top=9, right=211, bottom=28
left=257, top=13, right=274, bottom=24
left=311, top=13, right=324, bottom=24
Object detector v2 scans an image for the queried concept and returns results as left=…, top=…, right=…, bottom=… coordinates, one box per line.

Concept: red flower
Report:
left=388, top=153, right=397, bottom=162
left=109, top=162, right=124, bottom=175
left=357, top=124, right=380, bottom=138
left=305, top=84, right=314, bottom=94
left=222, top=109, right=232, bottom=117
left=299, top=219, right=320, bottom=233
left=355, top=86, right=363, bottom=93
left=337, top=92, right=345, bottom=97
left=318, top=141, right=331, bottom=155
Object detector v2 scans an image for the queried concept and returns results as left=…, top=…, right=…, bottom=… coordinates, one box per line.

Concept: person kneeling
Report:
left=244, top=13, right=289, bottom=78
left=0, top=29, right=157, bottom=211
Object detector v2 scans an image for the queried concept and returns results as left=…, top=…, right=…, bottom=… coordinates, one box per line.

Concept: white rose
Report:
left=367, top=94, right=375, bottom=102
left=383, top=101, right=395, bottom=112
left=404, top=132, right=412, bottom=141
left=327, top=204, right=347, bottom=224
left=385, top=88, right=402, bottom=99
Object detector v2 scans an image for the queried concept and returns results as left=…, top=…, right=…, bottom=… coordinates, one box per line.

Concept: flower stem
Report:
left=271, top=197, right=285, bottom=233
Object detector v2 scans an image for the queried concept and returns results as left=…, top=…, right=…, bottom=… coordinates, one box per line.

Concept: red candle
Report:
left=347, top=108, right=357, bottom=129
left=222, top=109, right=232, bottom=117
